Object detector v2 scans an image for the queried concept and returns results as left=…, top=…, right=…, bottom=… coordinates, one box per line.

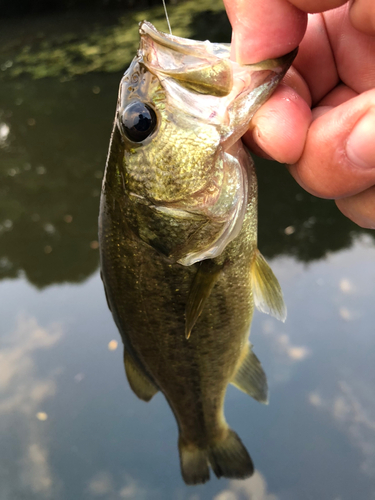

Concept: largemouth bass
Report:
left=99, top=20, right=295, bottom=485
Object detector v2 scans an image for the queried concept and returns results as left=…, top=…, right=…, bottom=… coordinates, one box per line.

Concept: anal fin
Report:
left=124, top=349, right=158, bottom=402
left=185, top=260, right=223, bottom=339
left=231, top=343, right=268, bottom=404
left=251, top=249, right=286, bottom=322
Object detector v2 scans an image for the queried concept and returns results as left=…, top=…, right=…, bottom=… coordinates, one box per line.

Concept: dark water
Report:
left=1, top=13, right=375, bottom=500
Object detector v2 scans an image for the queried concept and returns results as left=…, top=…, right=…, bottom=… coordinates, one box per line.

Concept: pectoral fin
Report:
left=124, top=349, right=158, bottom=402
left=185, top=261, right=223, bottom=339
left=231, top=343, right=268, bottom=404
left=251, top=249, right=286, bottom=322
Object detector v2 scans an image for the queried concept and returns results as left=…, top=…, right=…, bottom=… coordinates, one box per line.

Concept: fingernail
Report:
left=346, top=109, right=375, bottom=169
left=232, top=29, right=246, bottom=64
left=230, top=30, right=237, bottom=62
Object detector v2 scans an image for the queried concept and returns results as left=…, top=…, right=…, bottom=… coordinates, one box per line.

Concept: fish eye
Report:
left=120, top=101, right=157, bottom=142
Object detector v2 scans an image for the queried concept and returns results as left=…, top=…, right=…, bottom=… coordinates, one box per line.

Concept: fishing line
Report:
left=162, top=0, right=172, bottom=35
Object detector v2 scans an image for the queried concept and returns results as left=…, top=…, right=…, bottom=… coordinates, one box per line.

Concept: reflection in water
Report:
left=260, top=316, right=310, bottom=386
left=87, top=471, right=149, bottom=499
left=108, top=339, right=119, bottom=351
left=0, top=122, right=10, bottom=147
left=87, top=471, right=114, bottom=496
left=262, top=319, right=310, bottom=361
left=0, top=76, right=113, bottom=287
left=0, top=315, right=62, bottom=413
left=21, top=443, right=54, bottom=498
left=0, top=315, right=62, bottom=499
left=0, top=239, right=373, bottom=499
left=214, top=472, right=277, bottom=500
left=309, top=379, right=375, bottom=477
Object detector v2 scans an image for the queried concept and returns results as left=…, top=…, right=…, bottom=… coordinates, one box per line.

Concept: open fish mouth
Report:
left=136, top=20, right=297, bottom=131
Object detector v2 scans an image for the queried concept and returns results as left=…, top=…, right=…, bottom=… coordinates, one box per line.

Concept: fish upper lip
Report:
left=139, top=20, right=190, bottom=56
left=139, top=20, right=298, bottom=73
left=138, top=20, right=230, bottom=61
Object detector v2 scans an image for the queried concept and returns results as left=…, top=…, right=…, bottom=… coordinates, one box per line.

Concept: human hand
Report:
left=223, top=0, right=375, bottom=229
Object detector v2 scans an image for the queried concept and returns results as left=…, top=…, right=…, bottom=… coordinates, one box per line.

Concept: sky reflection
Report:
left=1, top=235, right=374, bottom=499
left=214, top=472, right=277, bottom=500
left=0, top=315, right=63, bottom=500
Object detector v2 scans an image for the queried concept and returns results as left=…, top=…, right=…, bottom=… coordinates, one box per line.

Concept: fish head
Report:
left=114, top=21, right=297, bottom=265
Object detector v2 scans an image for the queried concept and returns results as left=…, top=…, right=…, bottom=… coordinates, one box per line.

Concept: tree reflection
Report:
left=0, top=75, right=117, bottom=287
left=256, top=156, right=374, bottom=262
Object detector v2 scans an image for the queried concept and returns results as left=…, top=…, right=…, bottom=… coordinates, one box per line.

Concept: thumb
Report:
left=223, top=0, right=307, bottom=63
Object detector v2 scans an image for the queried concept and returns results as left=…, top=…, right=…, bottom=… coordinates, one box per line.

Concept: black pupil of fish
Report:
left=121, top=101, right=156, bottom=142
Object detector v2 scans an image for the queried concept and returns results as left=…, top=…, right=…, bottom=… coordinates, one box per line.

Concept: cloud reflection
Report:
left=261, top=319, right=310, bottom=384
left=87, top=471, right=149, bottom=499
left=0, top=315, right=63, bottom=499
left=87, top=471, right=115, bottom=496
left=214, top=471, right=277, bottom=500
left=0, top=315, right=61, bottom=413
left=309, top=380, right=375, bottom=477
left=339, top=278, right=355, bottom=294
left=21, top=443, right=53, bottom=495
left=262, top=320, right=310, bottom=362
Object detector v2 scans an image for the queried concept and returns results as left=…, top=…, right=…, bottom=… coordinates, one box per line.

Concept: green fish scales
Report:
left=99, top=21, right=295, bottom=485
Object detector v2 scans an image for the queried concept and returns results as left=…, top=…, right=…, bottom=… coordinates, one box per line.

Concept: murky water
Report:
left=1, top=9, right=375, bottom=500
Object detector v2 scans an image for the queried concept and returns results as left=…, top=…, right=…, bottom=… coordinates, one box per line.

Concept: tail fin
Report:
left=179, top=440, right=210, bottom=485
left=178, top=429, right=254, bottom=485
left=208, top=429, right=254, bottom=480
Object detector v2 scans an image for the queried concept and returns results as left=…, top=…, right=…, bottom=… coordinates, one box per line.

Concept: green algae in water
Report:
left=0, top=0, right=230, bottom=81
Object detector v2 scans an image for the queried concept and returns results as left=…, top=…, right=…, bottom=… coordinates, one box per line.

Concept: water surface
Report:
left=1, top=8, right=375, bottom=500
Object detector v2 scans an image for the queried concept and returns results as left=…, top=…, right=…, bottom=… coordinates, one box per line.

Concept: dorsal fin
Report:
left=124, top=349, right=158, bottom=402
left=185, top=260, right=223, bottom=339
left=251, top=249, right=286, bottom=322
left=231, top=343, right=268, bottom=404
